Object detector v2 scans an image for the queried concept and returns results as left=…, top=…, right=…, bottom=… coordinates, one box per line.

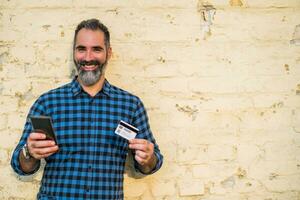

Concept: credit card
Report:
left=115, top=120, right=138, bottom=140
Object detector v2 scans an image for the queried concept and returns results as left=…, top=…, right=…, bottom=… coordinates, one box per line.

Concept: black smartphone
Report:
left=29, top=116, right=58, bottom=144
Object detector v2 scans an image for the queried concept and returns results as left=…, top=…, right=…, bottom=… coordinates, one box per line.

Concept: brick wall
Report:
left=1, top=0, right=300, bottom=199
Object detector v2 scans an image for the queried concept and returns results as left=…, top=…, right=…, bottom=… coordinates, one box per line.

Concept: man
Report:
left=11, top=19, right=163, bottom=200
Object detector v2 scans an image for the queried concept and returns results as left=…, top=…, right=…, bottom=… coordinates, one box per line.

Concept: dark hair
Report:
left=73, top=19, right=110, bottom=50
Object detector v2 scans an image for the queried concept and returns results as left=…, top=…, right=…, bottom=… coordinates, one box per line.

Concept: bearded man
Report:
left=11, top=19, right=163, bottom=200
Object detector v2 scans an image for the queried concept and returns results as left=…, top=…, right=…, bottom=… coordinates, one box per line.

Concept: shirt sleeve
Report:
left=10, top=97, right=45, bottom=176
left=131, top=98, right=163, bottom=175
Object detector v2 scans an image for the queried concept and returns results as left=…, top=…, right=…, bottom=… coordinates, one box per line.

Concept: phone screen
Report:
left=29, top=116, right=57, bottom=144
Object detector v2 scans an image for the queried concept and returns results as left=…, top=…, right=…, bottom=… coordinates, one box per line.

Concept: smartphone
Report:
left=29, top=115, right=58, bottom=144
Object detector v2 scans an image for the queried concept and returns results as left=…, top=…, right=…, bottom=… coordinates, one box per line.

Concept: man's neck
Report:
left=78, top=76, right=105, bottom=97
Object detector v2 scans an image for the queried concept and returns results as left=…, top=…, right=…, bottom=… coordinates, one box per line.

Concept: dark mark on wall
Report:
left=270, top=102, right=284, bottom=109
left=236, top=167, right=247, bottom=179
left=284, top=64, right=289, bottom=73
left=290, top=24, right=300, bottom=46
left=197, top=1, right=216, bottom=40
left=269, top=173, right=279, bottom=180
left=42, top=25, right=51, bottom=31
left=282, top=16, right=286, bottom=22
left=166, top=14, right=175, bottom=25
left=296, top=84, right=300, bottom=95
left=157, top=56, right=166, bottom=63
left=105, top=8, right=119, bottom=15
left=175, top=104, right=198, bottom=121
left=229, top=0, right=243, bottom=7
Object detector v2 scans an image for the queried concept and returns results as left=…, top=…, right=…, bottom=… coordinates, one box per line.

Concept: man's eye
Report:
left=94, top=48, right=102, bottom=52
left=76, top=47, right=86, bottom=52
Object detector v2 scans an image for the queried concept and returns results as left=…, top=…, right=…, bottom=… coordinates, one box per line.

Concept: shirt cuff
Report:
left=134, top=151, right=163, bottom=175
left=11, top=145, right=41, bottom=176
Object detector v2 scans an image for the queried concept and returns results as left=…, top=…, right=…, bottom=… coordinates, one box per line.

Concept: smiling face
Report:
left=73, top=28, right=111, bottom=86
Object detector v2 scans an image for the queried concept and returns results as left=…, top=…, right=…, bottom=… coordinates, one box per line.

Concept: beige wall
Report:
left=1, top=0, right=300, bottom=199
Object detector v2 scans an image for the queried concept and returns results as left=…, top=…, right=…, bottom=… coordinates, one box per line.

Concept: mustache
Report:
left=78, top=60, right=101, bottom=67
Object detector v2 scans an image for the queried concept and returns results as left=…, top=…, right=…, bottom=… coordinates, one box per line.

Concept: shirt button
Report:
left=85, top=186, right=90, bottom=192
left=88, top=165, right=92, bottom=172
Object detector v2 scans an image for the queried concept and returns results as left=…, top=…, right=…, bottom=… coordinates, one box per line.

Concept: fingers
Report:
left=29, top=132, right=47, bottom=141
left=31, top=144, right=58, bottom=156
left=30, top=139, right=55, bottom=148
left=134, top=152, right=146, bottom=165
left=129, top=139, right=154, bottom=166
left=28, top=143, right=59, bottom=159
left=26, top=132, right=59, bottom=159
left=129, top=139, right=153, bottom=151
left=135, top=150, right=148, bottom=159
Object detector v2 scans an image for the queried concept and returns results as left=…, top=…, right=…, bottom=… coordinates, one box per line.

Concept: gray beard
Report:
left=76, top=62, right=106, bottom=86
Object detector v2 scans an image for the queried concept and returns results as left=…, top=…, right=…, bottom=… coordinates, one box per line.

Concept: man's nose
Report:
left=85, top=50, right=94, bottom=61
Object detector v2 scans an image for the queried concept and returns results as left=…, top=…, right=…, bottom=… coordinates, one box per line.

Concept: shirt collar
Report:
left=70, top=77, right=82, bottom=96
left=102, top=79, right=112, bottom=97
left=70, top=76, right=112, bottom=97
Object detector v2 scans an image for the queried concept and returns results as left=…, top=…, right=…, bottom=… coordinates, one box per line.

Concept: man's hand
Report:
left=19, top=132, right=59, bottom=174
left=27, top=132, right=59, bottom=160
left=128, top=139, right=157, bottom=173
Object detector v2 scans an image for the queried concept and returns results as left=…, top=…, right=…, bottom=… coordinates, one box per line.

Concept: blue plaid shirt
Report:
left=11, top=78, right=163, bottom=200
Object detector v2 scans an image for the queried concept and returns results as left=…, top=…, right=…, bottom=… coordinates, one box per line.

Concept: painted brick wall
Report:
left=1, top=0, right=300, bottom=199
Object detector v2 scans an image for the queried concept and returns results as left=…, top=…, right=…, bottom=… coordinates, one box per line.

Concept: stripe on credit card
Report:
left=119, top=120, right=138, bottom=133
left=115, top=120, right=138, bottom=140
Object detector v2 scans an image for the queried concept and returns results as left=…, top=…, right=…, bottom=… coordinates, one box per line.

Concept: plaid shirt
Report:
left=11, top=78, right=163, bottom=200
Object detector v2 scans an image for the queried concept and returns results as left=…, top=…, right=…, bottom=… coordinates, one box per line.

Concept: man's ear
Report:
left=107, top=47, right=112, bottom=60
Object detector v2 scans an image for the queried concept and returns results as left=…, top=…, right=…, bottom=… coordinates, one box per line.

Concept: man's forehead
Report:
left=75, top=29, right=106, bottom=44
